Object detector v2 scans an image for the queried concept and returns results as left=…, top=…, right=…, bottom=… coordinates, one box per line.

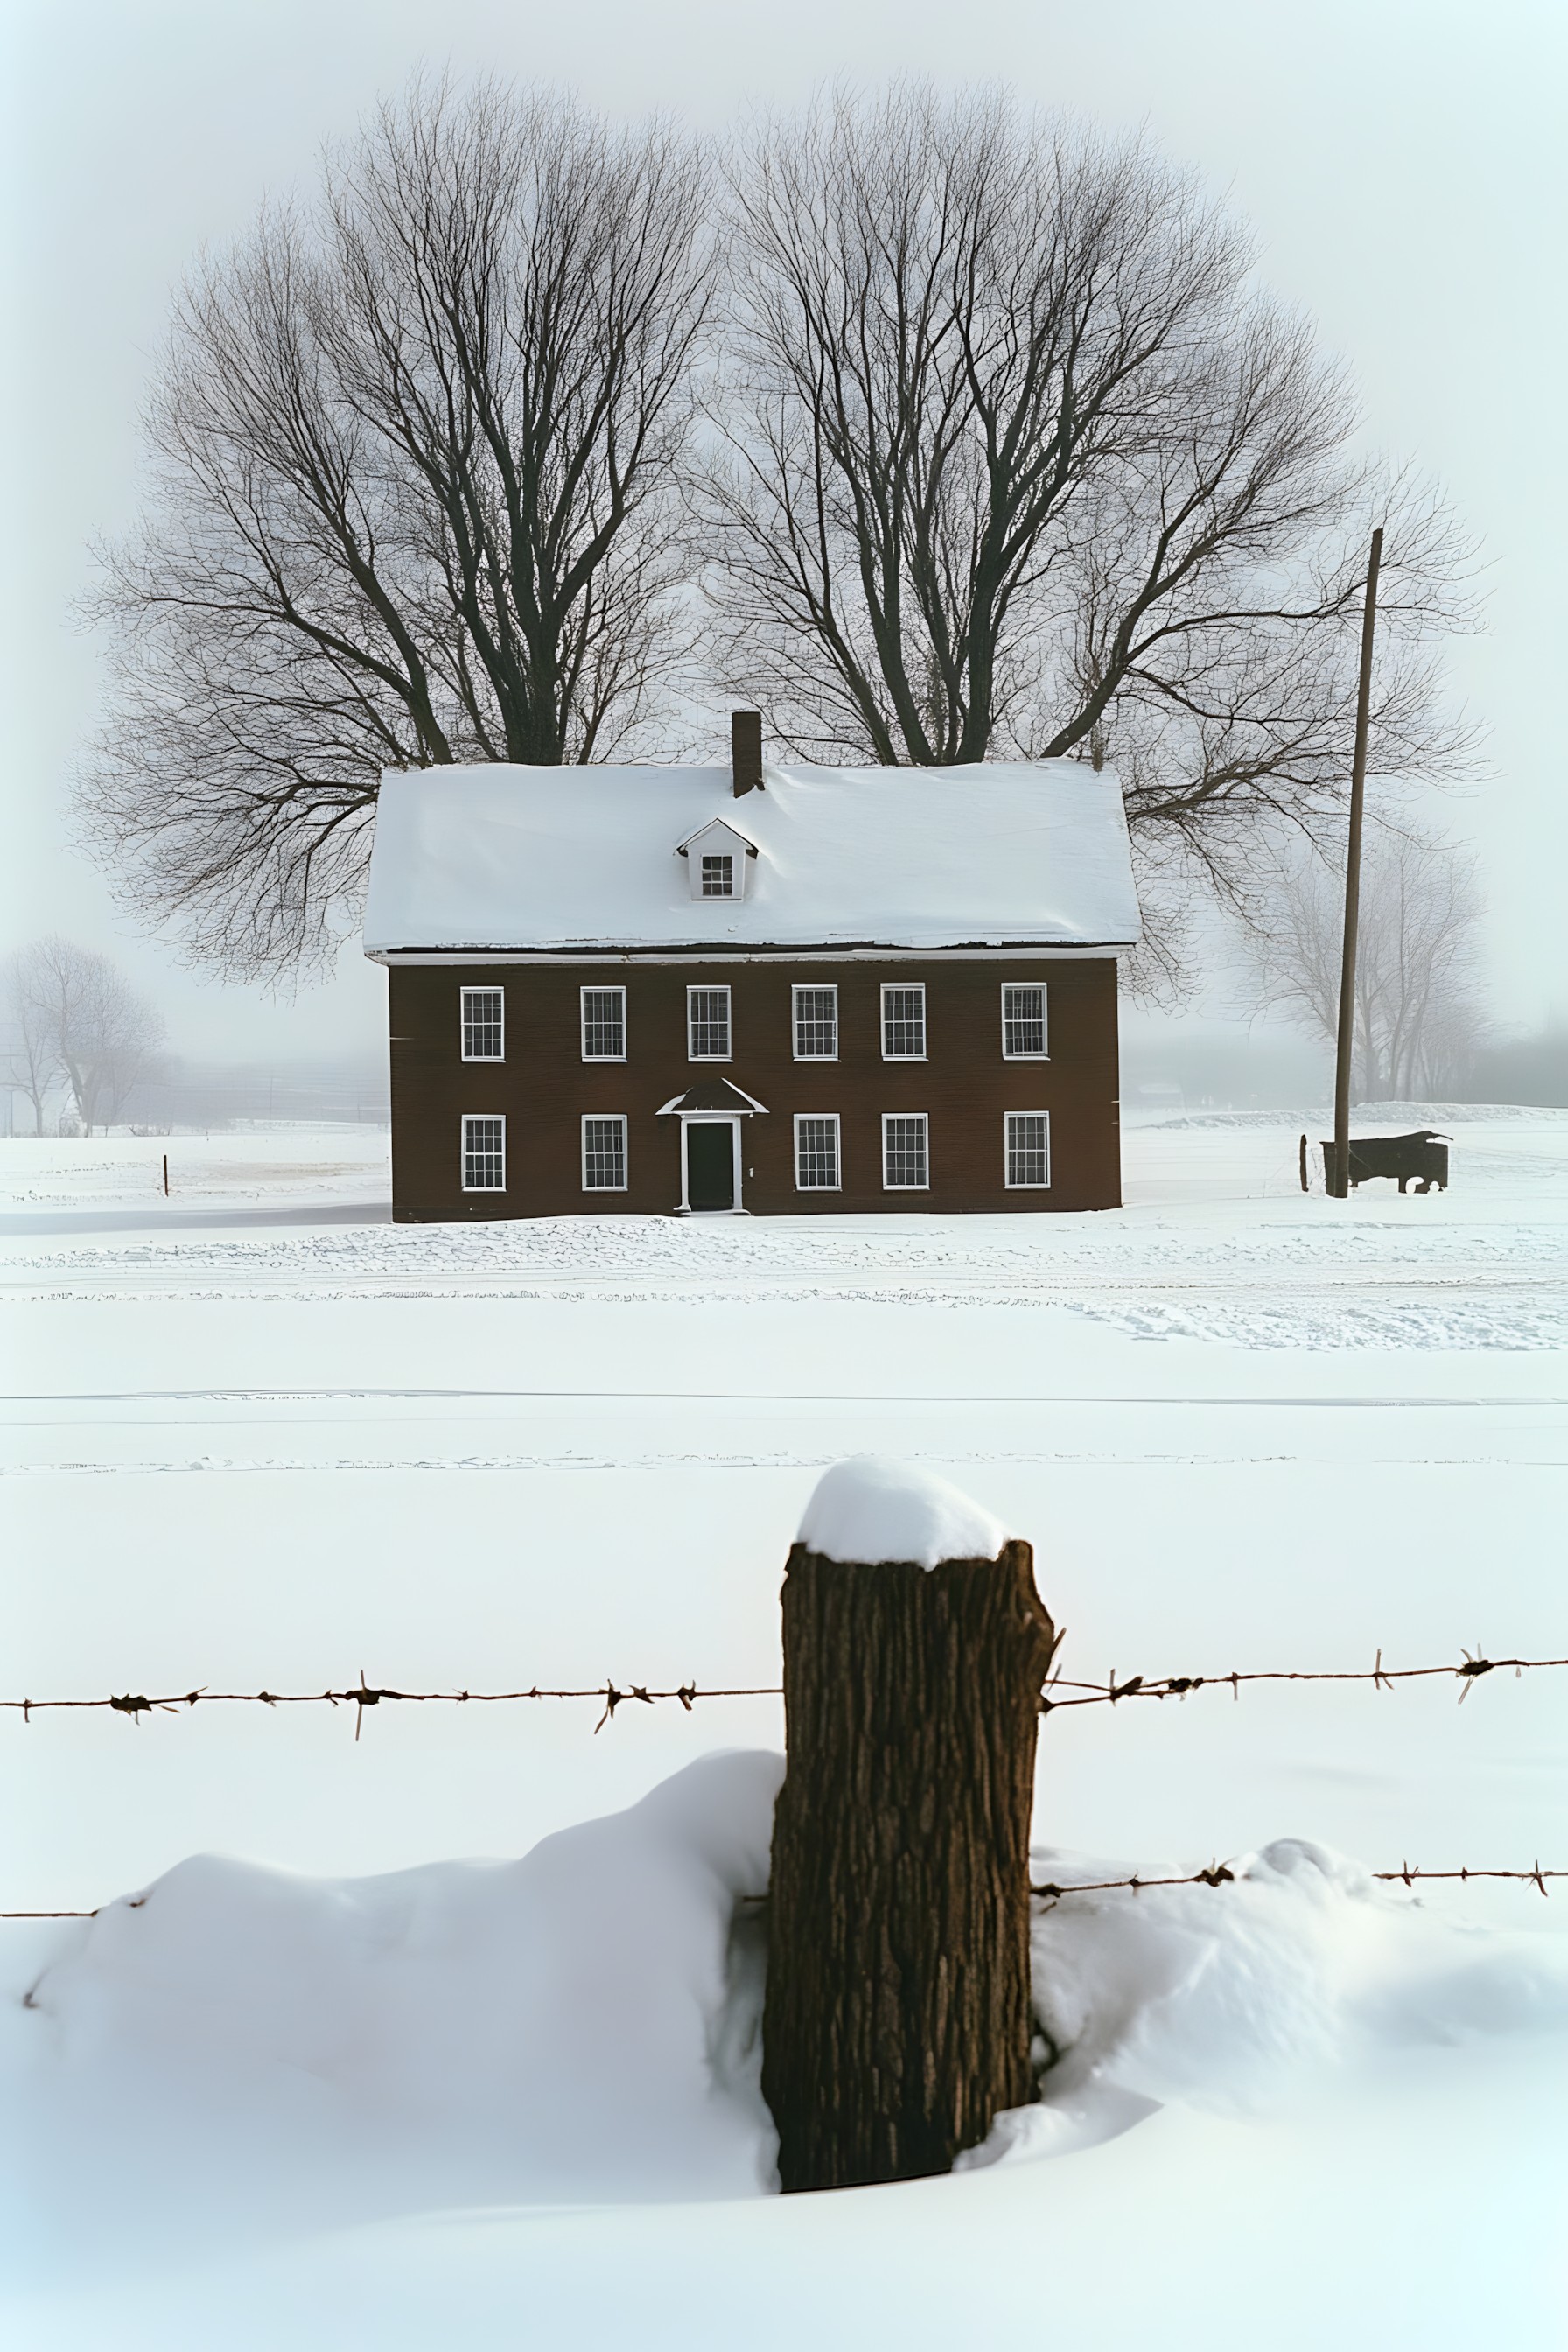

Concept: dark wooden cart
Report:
left=1312, top=1129, right=1450, bottom=1194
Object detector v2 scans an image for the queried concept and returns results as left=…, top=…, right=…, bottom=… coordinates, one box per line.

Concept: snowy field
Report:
left=2, top=1113, right=1565, bottom=2348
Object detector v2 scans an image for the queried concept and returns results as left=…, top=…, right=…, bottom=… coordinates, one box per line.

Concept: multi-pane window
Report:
left=881, top=984, right=927, bottom=1059
left=688, top=985, right=732, bottom=1060
left=1005, top=1111, right=1051, bottom=1188
left=581, top=986, right=626, bottom=1061
left=882, top=1112, right=929, bottom=1190
left=794, top=1114, right=841, bottom=1190
left=582, top=1114, right=628, bottom=1192
left=1001, top=984, right=1048, bottom=1060
left=461, top=1114, right=506, bottom=1192
left=793, top=984, right=838, bottom=1060
left=460, top=987, right=504, bottom=1061
left=700, top=854, right=735, bottom=898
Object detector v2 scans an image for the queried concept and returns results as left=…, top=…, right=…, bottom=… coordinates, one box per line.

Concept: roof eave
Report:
left=368, top=935, right=1138, bottom=961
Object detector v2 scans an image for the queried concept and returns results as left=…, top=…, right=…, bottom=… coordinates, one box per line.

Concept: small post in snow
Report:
left=761, top=1460, right=1057, bottom=2192
left=162, top=1152, right=169, bottom=1199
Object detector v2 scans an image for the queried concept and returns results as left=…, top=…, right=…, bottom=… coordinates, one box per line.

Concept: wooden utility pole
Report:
left=761, top=1534, right=1056, bottom=2191
left=1330, top=527, right=1385, bottom=1197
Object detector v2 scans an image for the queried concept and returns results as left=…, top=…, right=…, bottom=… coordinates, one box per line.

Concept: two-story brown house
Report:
left=362, top=717, right=1140, bottom=1221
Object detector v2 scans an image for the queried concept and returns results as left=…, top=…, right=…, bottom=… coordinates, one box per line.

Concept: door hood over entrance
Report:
left=656, top=1079, right=769, bottom=1116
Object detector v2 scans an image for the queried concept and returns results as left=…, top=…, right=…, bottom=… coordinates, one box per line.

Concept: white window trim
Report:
left=1004, top=1110, right=1052, bottom=1189
left=686, top=983, right=732, bottom=1063
left=460, top=1113, right=507, bottom=1193
left=792, top=983, right=839, bottom=1062
left=581, top=1112, right=629, bottom=1192
left=579, top=984, right=627, bottom=1063
left=459, top=985, right=505, bottom=1063
left=1000, top=981, right=1049, bottom=1060
left=699, top=853, right=737, bottom=899
left=793, top=1111, right=843, bottom=1192
left=881, top=1110, right=930, bottom=1192
left=880, top=981, right=928, bottom=1061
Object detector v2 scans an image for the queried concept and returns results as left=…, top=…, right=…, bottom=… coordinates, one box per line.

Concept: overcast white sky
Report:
left=3, top=0, right=1564, bottom=1062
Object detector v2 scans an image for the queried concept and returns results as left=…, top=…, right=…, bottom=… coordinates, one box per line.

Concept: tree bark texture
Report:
left=761, top=1538, right=1056, bottom=2192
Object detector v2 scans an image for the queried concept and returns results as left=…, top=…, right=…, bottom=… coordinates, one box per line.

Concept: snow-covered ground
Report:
left=3, top=1114, right=1564, bottom=2348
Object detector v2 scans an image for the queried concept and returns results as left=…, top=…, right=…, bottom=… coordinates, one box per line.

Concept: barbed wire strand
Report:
left=0, top=1678, right=781, bottom=1738
left=1030, top=1861, right=1562, bottom=1903
left=1042, top=1644, right=1568, bottom=1710
left=10, top=1860, right=1560, bottom=1923
left=4, top=1648, right=1564, bottom=1733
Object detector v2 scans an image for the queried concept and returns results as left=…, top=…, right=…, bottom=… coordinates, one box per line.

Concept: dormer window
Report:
left=676, top=816, right=759, bottom=903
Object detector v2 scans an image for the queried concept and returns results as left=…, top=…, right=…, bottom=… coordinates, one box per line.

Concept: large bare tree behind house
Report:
left=8, top=938, right=167, bottom=1136
left=81, top=77, right=1476, bottom=979
left=1235, top=830, right=1486, bottom=1102
left=702, top=85, right=1476, bottom=896
left=82, top=78, right=710, bottom=976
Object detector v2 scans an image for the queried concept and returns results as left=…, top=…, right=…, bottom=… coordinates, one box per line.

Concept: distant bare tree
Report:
left=10, top=938, right=166, bottom=1136
left=1235, top=830, right=1486, bottom=1102
left=82, top=78, right=710, bottom=976
left=4, top=950, right=60, bottom=1133
left=703, top=86, right=1475, bottom=890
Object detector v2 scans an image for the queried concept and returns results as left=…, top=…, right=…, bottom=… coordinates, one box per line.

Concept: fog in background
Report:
left=4, top=0, right=1564, bottom=1092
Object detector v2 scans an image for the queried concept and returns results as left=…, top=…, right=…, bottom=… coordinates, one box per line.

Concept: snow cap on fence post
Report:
left=764, top=1456, right=1055, bottom=2194
left=795, top=1455, right=1011, bottom=1569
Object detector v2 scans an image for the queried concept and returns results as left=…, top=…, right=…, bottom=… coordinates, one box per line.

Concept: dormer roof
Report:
left=674, top=817, right=760, bottom=860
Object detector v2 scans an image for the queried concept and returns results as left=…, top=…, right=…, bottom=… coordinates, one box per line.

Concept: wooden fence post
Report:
left=760, top=1462, right=1057, bottom=2193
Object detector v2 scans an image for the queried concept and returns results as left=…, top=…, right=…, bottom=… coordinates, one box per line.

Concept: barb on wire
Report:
left=594, top=1683, right=657, bottom=1733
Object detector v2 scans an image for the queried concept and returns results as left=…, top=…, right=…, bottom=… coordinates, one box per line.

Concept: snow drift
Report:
left=4, top=1751, right=1565, bottom=2281
left=2, top=1753, right=780, bottom=2277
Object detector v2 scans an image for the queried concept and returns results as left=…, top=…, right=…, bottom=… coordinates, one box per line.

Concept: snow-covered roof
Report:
left=362, top=760, right=1140, bottom=956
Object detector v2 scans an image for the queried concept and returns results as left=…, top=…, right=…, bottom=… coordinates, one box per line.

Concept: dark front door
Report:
left=686, top=1121, right=735, bottom=1210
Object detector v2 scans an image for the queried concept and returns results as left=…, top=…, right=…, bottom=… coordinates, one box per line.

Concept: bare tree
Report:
left=81, top=78, right=710, bottom=976
left=1234, top=830, right=1486, bottom=1102
left=703, top=86, right=1475, bottom=890
left=4, top=958, right=58, bottom=1134
left=9, top=938, right=166, bottom=1136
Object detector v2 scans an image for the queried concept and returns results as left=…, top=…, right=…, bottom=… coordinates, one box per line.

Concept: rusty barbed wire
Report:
left=1038, top=1646, right=1568, bottom=1712
left=3, top=1647, right=1564, bottom=1733
left=11, top=1858, right=1561, bottom=1923
left=1030, top=1860, right=1563, bottom=1902
left=0, top=1676, right=782, bottom=1739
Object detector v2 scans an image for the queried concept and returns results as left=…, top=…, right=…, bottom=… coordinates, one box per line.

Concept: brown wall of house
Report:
left=388, top=956, right=1121, bottom=1220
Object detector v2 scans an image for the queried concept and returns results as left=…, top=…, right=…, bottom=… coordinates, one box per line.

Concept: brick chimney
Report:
left=731, top=709, right=764, bottom=797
